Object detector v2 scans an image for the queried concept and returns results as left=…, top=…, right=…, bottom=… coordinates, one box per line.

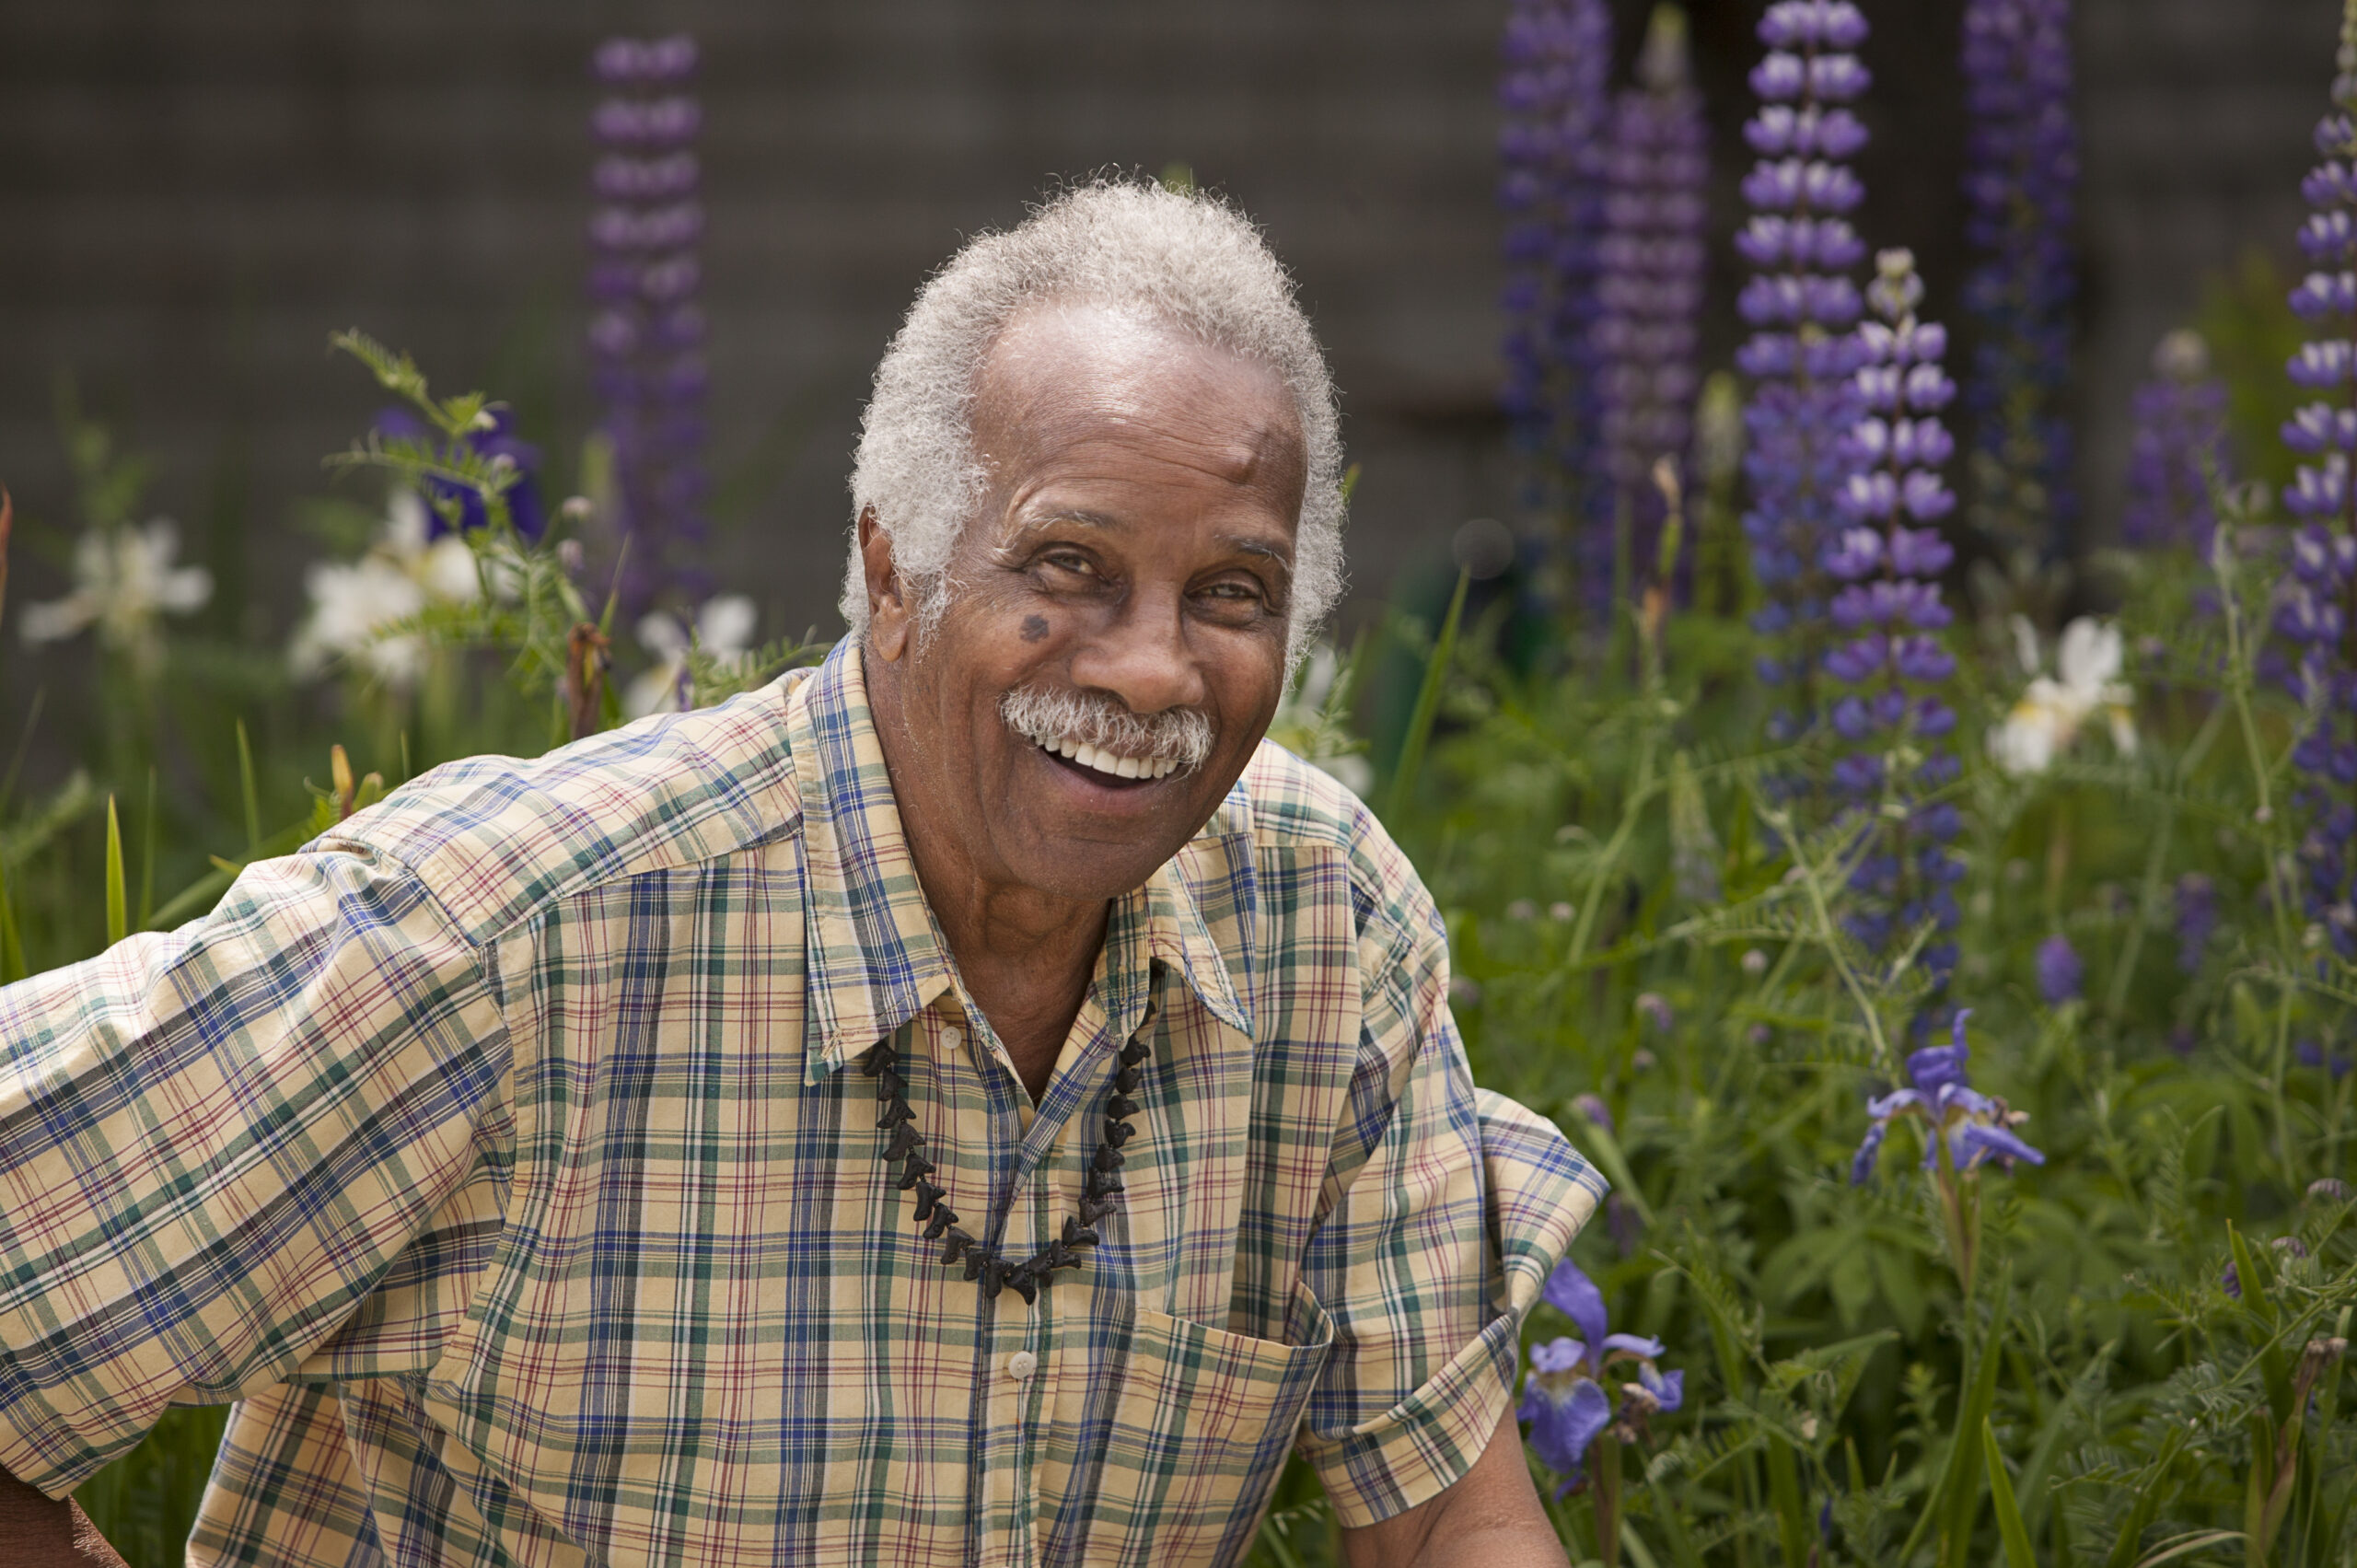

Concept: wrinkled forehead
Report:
left=966, top=300, right=1308, bottom=497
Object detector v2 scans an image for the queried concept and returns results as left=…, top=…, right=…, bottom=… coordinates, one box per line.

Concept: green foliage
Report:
left=3, top=329, right=2352, bottom=1568
left=1313, top=462, right=2357, bottom=1564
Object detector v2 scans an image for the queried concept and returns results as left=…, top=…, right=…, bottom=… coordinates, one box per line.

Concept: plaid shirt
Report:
left=0, top=642, right=1601, bottom=1568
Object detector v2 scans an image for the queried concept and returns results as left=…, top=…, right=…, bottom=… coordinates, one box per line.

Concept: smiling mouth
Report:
left=1016, top=730, right=1185, bottom=785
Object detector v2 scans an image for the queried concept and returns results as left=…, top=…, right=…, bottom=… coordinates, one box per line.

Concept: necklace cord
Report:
left=857, top=1017, right=1151, bottom=1305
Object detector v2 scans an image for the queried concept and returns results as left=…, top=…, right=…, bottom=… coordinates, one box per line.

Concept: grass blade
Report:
left=103, top=795, right=127, bottom=948
left=236, top=718, right=262, bottom=854
left=0, top=852, right=25, bottom=983
left=1380, top=568, right=1469, bottom=825
left=1985, top=1418, right=2037, bottom=1568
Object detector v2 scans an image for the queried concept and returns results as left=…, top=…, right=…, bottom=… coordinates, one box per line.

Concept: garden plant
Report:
left=3, top=4, right=2357, bottom=1565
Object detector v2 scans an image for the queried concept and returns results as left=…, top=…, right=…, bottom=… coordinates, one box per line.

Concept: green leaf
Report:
left=1380, top=569, right=1469, bottom=825
left=103, top=794, right=126, bottom=948
left=1984, top=1418, right=2037, bottom=1568
left=1764, top=1433, right=1809, bottom=1568
left=236, top=717, right=261, bottom=854
left=0, top=852, right=25, bottom=983
left=2104, top=1427, right=2188, bottom=1568
left=1562, top=1097, right=1655, bottom=1225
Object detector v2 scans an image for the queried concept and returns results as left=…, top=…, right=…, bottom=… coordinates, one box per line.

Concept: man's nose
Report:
left=1067, top=587, right=1207, bottom=717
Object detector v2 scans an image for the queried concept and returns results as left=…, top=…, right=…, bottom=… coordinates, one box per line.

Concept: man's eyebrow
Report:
left=1224, top=535, right=1295, bottom=569
left=1008, top=507, right=1124, bottom=537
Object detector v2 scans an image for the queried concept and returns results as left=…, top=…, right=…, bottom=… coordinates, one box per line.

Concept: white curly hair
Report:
left=841, top=178, right=1347, bottom=674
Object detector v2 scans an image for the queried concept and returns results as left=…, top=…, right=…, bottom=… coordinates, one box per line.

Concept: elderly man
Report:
left=0, top=180, right=1599, bottom=1567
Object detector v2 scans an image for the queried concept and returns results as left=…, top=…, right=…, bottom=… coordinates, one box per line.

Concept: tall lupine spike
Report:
left=1959, top=0, right=2079, bottom=564
left=1593, top=6, right=1709, bottom=611
left=1497, top=0, right=1613, bottom=574
left=1736, top=0, right=1874, bottom=738
left=1824, top=250, right=1967, bottom=1009
left=589, top=34, right=712, bottom=619
left=2276, top=2, right=2357, bottom=965
left=2123, top=331, right=2235, bottom=555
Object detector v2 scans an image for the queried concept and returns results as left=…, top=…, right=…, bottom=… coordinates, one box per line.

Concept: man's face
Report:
left=863, top=302, right=1307, bottom=905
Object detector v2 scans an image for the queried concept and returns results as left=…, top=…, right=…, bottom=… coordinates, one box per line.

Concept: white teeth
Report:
left=1026, top=728, right=1182, bottom=782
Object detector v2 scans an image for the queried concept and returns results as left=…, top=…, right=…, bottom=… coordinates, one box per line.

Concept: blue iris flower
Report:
left=1517, top=1258, right=1683, bottom=1497
left=1851, top=1009, right=2046, bottom=1183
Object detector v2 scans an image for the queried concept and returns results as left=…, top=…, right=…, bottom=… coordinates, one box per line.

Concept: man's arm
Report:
left=0, top=1467, right=128, bottom=1568
left=1337, top=1407, right=1568, bottom=1568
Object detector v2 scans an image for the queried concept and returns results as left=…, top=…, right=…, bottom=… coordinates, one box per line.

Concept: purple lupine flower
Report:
left=372, top=406, right=547, bottom=542
left=1852, top=1010, right=2046, bottom=1182
left=1518, top=1258, right=1680, bottom=1497
left=1499, top=0, right=1614, bottom=562
left=2276, top=37, right=2357, bottom=966
left=1591, top=5, right=1709, bottom=607
left=2124, top=331, right=2235, bottom=553
left=1958, top=0, right=2079, bottom=561
left=1738, top=0, right=1874, bottom=735
left=2295, top=1038, right=2353, bottom=1077
left=2174, top=872, right=2218, bottom=972
left=589, top=33, right=712, bottom=618
left=1820, top=250, right=1968, bottom=1003
left=2035, top=933, right=2083, bottom=1005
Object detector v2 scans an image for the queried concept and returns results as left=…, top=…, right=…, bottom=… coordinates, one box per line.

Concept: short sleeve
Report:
left=1294, top=890, right=1606, bottom=1527
left=0, top=844, right=511, bottom=1497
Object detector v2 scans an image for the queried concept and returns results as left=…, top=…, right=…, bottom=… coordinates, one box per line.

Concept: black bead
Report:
left=1084, top=1168, right=1125, bottom=1200
left=1005, top=1268, right=1038, bottom=1306
left=980, top=1257, right=1004, bottom=1301
left=1106, top=1094, right=1138, bottom=1120
left=923, top=1203, right=959, bottom=1241
left=875, top=1068, right=904, bottom=1101
left=941, top=1228, right=973, bottom=1264
left=1114, top=1067, right=1141, bottom=1095
left=1119, top=1039, right=1151, bottom=1067
left=1106, top=1121, right=1135, bottom=1149
left=1093, top=1145, right=1126, bottom=1172
left=877, top=1101, right=916, bottom=1130
left=884, top=1121, right=926, bottom=1162
left=963, top=1245, right=988, bottom=1281
left=912, top=1179, right=945, bottom=1222
left=897, top=1155, right=935, bottom=1190
left=1062, top=1216, right=1099, bottom=1249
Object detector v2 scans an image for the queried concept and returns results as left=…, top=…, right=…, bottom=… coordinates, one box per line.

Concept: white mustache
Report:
left=999, top=685, right=1214, bottom=774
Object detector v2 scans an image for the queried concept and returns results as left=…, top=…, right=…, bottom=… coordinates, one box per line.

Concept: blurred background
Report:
left=0, top=0, right=2340, bottom=745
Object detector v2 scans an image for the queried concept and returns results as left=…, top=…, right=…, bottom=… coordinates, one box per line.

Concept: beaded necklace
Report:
left=856, top=1021, right=1150, bottom=1305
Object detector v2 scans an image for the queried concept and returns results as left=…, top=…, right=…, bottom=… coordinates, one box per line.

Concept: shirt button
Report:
left=942, top=1027, right=966, bottom=1053
left=1006, top=1350, right=1038, bottom=1382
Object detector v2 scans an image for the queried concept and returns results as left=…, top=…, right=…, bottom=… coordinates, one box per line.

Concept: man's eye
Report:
left=1199, top=580, right=1271, bottom=608
left=1041, top=552, right=1097, bottom=577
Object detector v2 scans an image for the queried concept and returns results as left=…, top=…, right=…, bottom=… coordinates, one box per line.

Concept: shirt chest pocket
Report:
left=1051, top=1279, right=1335, bottom=1568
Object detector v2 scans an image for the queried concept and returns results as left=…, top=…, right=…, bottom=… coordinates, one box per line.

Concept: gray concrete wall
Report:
left=0, top=0, right=2341, bottom=660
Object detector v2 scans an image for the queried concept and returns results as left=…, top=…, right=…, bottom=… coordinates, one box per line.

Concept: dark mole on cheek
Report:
left=1021, top=615, right=1051, bottom=643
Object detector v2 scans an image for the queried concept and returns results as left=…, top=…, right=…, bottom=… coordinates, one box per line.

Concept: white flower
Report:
left=19, top=517, right=213, bottom=666
left=626, top=594, right=758, bottom=717
left=1989, top=615, right=2138, bottom=776
left=289, top=491, right=481, bottom=687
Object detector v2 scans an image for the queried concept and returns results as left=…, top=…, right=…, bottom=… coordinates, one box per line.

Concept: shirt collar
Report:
left=790, top=641, right=1253, bottom=1082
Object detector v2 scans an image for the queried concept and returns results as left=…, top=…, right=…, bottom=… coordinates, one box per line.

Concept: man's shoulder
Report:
left=1223, top=740, right=1434, bottom=942
left=331, top=678, right=813, bottom=944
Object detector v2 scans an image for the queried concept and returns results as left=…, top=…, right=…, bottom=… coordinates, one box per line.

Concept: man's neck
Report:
left=864, top=647, right=1110, bottom=1099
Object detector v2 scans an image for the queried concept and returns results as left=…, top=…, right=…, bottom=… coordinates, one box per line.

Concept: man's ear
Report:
left=858, top=507, right=913, bottom=663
